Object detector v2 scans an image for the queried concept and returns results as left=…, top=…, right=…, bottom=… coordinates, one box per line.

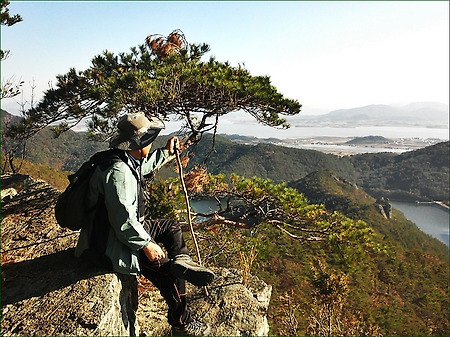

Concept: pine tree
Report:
left=7, top=30, right=301, bottom=149
left=1, top=0, right=22, bottom=61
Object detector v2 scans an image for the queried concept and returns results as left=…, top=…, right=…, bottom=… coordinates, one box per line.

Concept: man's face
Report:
left=140, top=143, right=152, bottom=158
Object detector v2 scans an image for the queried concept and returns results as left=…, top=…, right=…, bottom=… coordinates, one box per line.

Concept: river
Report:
left=390, top=201, right=449, bottom=247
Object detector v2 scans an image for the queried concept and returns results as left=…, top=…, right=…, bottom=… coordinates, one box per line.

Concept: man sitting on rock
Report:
left=75, top=112, right=214, bottom=336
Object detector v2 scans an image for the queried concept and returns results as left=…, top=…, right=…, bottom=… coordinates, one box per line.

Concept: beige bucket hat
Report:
left=109, top=112, right=165, bottom=150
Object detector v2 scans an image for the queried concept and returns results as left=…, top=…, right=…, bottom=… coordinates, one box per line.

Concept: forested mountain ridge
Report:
left=265, top=168, right=449, bottom=336
left=21, top=127, right=108, bottom=171
left=2, top=105, right=447, bottom=204
left=183, top=134, right=356, bottom=183
left=1, top=109, right=108, bottom=172
left=289, top=168, right=448, bottom=258
left=350, top=141, right=449, bottom=202
left=184, top=134, right=449, bottom=203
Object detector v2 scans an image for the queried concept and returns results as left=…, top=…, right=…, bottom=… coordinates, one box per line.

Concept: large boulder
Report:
left=137, top=268, right=273, bottom=336
left=1, top=175, right=139, bottom=336
left=2, top=256, right=139, bottom=336
left=187, top=268, right=272, bottom=337
left=1, top=175, right=272, bottom=336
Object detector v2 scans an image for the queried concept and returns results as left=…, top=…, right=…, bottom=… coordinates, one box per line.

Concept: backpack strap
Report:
left=90, top=149, right=127, bottom=171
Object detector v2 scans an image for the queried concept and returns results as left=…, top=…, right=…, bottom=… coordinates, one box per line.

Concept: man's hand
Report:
left=165, top=136, right=180, bottom=155
left=142, top=241, right=166, bottom=261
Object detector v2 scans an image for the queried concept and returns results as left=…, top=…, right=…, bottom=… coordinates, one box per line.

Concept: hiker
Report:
left=74, top=112, right=214, bottom=336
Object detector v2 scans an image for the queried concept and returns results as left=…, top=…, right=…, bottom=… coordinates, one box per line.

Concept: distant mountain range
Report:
left=292, top=102, right=448, bottom=128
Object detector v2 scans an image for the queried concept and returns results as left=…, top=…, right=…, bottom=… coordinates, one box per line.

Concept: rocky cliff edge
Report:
left=1, top=174, right=272, bottom=336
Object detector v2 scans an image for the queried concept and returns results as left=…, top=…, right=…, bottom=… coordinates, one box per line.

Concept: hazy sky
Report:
left=1, top=1, right=449, bottom=125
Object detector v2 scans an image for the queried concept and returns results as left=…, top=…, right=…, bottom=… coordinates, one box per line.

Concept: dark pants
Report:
left=139, top=219, right=193, bottom=327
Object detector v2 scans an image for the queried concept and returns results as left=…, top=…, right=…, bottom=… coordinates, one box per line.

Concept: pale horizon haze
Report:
left=1, top=1, right=448, bottom=137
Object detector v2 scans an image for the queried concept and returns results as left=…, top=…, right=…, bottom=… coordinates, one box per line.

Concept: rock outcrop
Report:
left=137, top=268, right=273, bottom=336
left=1, top=175, right=139, bottom=336
left=187, top=268, right=272, bottom=337
left=1, top=174, right=272, bottom=336
left=1, top=174, right=32, bottom=201
left=375, top=197, right=392, bottom=219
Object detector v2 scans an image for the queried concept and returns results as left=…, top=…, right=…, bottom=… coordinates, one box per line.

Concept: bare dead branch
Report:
left=268, top=219, right=337, bottom=234
left=275, top=224, right=325, bottom=242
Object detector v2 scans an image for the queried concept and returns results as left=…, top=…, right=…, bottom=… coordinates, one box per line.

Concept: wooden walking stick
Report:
left=174, top=146, right=209, bottom=296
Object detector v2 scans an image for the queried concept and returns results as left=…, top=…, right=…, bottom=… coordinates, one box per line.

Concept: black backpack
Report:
left=55, top=149, right=125, bottom=230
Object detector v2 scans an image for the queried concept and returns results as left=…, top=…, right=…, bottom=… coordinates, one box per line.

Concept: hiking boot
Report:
left=170, top=254, right=215, bottom=286
left=172, top=320, right=211, bottom=336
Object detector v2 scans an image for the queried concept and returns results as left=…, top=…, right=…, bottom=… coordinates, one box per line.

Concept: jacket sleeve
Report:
left=103, top=162, right=151, bottom=250
left=141, top=147, right=171, bottom=176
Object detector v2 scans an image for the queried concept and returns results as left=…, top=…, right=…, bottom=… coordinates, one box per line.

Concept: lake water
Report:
left=191, top=198, right=226, bottom=215
left=390, top=201, right=449, bottom=247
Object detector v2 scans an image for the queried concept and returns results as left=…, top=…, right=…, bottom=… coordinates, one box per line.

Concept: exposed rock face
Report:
left=1, top=175, right=272, bottom=336
left=137, top=268, right=273, bottom=337
left=1, top=175, right=139, bottom=336
left=375, top=197, right=392, bottom=219
left=1, top=174, right=32, bottom=201
left=2, top=259, right=139, bottom=336
left=187, top=268, right=272, bottom=337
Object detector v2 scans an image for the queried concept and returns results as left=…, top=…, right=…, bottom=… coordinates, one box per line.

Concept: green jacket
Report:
left=74, top=147, right=170, bottom=275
